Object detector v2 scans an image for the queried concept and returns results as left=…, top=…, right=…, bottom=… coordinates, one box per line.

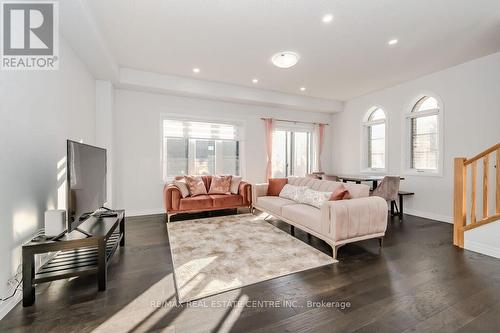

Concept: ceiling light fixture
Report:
left=388, top=39, right=398, bottom=46
left=252, top=78, right=259, bottom=84
left=322, top=14, right=334, bottom=23
left=192, top=68, right=200, bottom=73
left=271, top=51, right=299, bottom=68
left=300, top=87, right=306, bottom=92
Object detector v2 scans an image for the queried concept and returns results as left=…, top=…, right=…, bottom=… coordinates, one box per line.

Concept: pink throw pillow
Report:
left=208, top=175, right=232, bottom=194
left=330, top=184, right=352, bottom=201
left=184, top=175, right=208, bottom=196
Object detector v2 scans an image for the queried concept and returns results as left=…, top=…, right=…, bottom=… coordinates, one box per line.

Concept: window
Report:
left=272, top=128, right=312, bottom=177
left=406, top=96, right=441, bottom=174
left=362, top=107, right=386, bottom=171
left=162, top=119, right=240, bottom=180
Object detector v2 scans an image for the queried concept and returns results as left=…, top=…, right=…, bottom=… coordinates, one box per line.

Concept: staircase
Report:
left=454, top=142, right=500, bottom=248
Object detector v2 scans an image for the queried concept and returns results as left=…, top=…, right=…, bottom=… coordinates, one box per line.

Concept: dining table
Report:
left=323, top=174, right=405, bottom=190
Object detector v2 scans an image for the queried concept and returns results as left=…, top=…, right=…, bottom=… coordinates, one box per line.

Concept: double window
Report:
left=272, top=128, right=312, bottom=178
left=406, top=96, right=441, bottom=174
left=163, top=119, right=241, bottom=180
left=363, top=107, right=386, bottom=171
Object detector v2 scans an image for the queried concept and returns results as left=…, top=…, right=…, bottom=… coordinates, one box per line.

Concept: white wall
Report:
left=332, top=51, right=500, bottom=256
left=0, top=38, right=96, bottom=315
left=114, top=89, right=333, bottom=216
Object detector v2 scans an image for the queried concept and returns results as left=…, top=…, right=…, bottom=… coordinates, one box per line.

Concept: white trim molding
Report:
left=464, top=240, right=500, bottom=259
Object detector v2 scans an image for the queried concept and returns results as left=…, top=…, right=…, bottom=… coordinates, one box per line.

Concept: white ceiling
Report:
left=86, top=0, right=500, bottom=101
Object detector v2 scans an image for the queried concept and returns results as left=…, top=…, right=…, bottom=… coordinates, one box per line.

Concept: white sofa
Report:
left=252, top=177, right=388, bottom=258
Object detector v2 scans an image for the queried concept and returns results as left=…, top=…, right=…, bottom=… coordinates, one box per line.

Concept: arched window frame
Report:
left=361, top=106, right=387, bottom=173
left=403, top=93, right=444, bottom=176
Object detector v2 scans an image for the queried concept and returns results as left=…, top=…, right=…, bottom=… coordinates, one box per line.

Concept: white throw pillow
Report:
left=299, top=188, right=332, bottom=209
left=172, top=179, right=190, bottom=198
left=279, top=184, right=308, bottom=202
left=230, top=176, right=242, bottom=194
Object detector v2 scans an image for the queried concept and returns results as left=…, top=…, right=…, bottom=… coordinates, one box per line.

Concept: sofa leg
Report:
left=378, top=237, right=383, bottom=248
left=166, top=214, right=171, bottom=223
left=332, top=244, right=344, bottom=260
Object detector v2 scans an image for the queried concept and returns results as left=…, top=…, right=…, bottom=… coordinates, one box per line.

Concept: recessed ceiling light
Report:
left=271, top=51, right=299, bottom=68
left=192, top=68, right=200, bottom=73
left=252, top=78, right=259, bottom=84
left=388, top=39, right=398, bottom=46
left=300, top=87, right=306, bottom=92
left=322, top=14, right=334, bottom=23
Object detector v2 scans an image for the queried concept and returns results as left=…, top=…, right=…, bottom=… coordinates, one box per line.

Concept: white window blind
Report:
left=163, top=120, right=240, bottom=140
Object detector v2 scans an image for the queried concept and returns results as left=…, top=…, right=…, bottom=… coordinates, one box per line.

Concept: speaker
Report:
left=45, top=210, right=66, bottom=237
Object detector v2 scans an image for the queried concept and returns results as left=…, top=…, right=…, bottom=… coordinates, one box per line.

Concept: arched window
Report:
left=406, top=96, right=441, bottom=173
left=363, top=107, right=386, bottom=171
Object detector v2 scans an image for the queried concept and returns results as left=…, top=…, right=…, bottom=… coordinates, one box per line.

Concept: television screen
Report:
left=67, top=140, right=107, bottom=231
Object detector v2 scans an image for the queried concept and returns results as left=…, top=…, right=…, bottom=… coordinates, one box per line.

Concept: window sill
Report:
left=361, top=168, right=387, bottom=175
left=403, top=169, right=443, bottom=177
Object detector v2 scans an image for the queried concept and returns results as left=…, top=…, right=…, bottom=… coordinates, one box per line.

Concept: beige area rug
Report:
left=167, top=213, right=336, bottom=303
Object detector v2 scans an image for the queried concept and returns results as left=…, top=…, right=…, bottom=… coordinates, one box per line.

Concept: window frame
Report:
left=361, top=106, right=388, bottom=174
left=272, top=122, right=314, bottom=178
left=161, top=114, right=245, bottom=183
left=403, top=93, right=444, bottom=177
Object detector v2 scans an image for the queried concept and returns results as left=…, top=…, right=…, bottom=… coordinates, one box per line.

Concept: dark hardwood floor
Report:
left=1, top=211, right=500, bottom=333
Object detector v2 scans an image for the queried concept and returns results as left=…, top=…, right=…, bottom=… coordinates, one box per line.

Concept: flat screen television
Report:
left=67, top=140, right=107, bottom=232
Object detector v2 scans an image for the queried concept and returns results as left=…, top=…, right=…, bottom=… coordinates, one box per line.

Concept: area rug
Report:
left=167, top=213, right=336, bottom=303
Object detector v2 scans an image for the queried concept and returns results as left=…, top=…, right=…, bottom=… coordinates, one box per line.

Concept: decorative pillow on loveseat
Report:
left=209, top=175, right=232, bottom=194
left=172, top=178, right=190, bottom=198
left=330, top=184, right=352, bottom=200
left=279, top=184, right=308, bottom=202
left=184, top=175, right=208, bottom=196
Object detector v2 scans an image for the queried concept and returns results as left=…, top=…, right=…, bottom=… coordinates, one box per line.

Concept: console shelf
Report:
left=22, top=210, right=125, bottom=306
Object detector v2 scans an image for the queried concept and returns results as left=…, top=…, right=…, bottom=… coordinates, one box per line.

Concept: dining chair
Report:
left=371, top=176, right=401, bottom=216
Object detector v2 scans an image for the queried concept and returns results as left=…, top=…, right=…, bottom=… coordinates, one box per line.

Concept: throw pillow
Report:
left=279, top=184, right=308, bottom=202
left=330, top=184, right=352, bottom=201
left=172, top=178, right=190, bottom=198
left=299, top=188, right=332, bottom=209
left=230, top=176, right=242, bottom=194
left=184, top=175, right=208, bottom=196
left=209, top=175, right=232, bottom=194
left=267, top=178, right=288, bottom=196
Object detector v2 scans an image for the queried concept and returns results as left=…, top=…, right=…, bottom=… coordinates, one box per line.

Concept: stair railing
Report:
left=454, top=142, right=500, bottom=247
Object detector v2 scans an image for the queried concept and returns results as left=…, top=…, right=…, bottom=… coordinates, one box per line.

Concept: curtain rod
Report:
left=260, top=118, right=329, bottom=126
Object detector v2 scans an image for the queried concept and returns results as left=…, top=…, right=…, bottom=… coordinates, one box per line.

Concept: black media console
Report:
left=22, top=210, right=125, bottom=306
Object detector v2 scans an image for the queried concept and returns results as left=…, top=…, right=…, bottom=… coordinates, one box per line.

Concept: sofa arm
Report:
left=163, top=184, right=181, bottom=213
left=238, top=181, right=252, bottom=205
left=321, top=196, right=388, bottom=242
left=252, top=183, right=269, bottom=205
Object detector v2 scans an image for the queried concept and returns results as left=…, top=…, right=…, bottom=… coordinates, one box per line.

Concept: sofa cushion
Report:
left=299, top=188, right=332, bottom=208
left=172, top=178, right=190, bottom=198
left=267, top=178, right=288, bottom=196
left=330, top=184, right=352, bottom=201
left=210, top=194, right=242, bottom=208
left=179, top=195, right=213, bottom=211
left=287, top=177, right=369, bottom=198
left=279, top=184, right=308, bottom=202
left=208, top=175, right=232, bottom=194
left=256, top=196, right=296, bottom=215
left=185, top=175, right=208, bottom=196
left=282, top=204, right=322, bottom=233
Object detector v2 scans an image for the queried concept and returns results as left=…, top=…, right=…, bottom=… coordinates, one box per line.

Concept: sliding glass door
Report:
left=272, top=129, right=312, bottom=177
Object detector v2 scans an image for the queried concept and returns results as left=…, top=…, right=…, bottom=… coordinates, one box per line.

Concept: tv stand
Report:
left=22, top=210, right=125, bottom=306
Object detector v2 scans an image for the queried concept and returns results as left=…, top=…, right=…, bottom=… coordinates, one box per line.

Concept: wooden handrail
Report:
left=464, top=143, right=500, bottom=166
left=454, top=142, right=500, bottom=249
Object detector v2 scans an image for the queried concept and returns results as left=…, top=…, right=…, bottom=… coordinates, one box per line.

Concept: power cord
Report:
left=1, top=279, right=22, bottom=302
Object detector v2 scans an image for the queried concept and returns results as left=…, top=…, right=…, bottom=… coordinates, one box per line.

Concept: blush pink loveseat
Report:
left=164, top=175, right=252, bottom=222
left=252, top=177, right=388, bottom=259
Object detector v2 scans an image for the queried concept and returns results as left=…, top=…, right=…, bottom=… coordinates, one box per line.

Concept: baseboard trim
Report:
left=0, top=286, right=22, bottom=320
left=464, top=240, right=500, bottom=259
left=404, top=209, right=453, bottom=224
left=126, top=208, right=165, bottom=217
